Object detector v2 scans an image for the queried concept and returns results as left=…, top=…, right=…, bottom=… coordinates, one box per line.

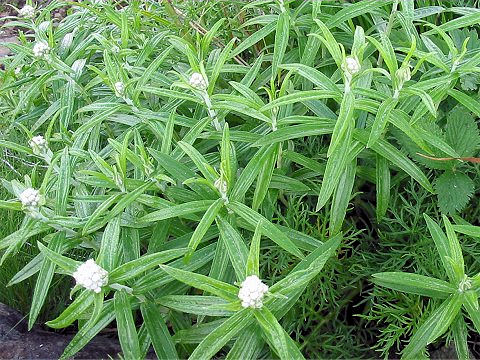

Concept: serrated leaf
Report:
left=446, top=106, right=479, bottom=157
left=435, top=171, right=474, bottom=214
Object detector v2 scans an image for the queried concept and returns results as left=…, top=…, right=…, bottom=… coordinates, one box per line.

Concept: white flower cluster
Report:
left=238, top=275, right=269, bottom=309
left=29, top=135, right=48, bottom=155
left=33, top=41, right=50, bottom=58
left=189, top=72, right=207, bottom=91
left=73, top=259, right=108, bottom=293
left=114, top=81, right=125, bottom=97
left=18, top=5, right=35, bottom=18
left=343, top=56, right=361, bottom=76
left=19, top=188, right=41, bottom=211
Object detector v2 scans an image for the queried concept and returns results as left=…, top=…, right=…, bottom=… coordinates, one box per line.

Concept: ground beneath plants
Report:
left=0, top=302, right=125, bottom=359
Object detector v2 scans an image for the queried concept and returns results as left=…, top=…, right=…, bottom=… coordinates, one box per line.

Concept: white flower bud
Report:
left=189, top=72, right=207, bottom=91
left=458, top=275, right=472, bottom=293
left=238, top=275, right=269, bottom=309
left=114, top=81, right=125, bottom=97
left=38, top=21, right=51, bottom=32
left=396, top=66, right=411, bottom=84
left=112, top=45, right=120, bottom=54
left=29, top=135, right=49, bottom=156
left=72, top=259, right=108, bottom=293
left=214, top=177, right=228, bottom=202
left=214, top=177, right=227, bottom=195
left=343, top=56, right=361, bottom=75
left=33, top=41, right=50, bottom=58
left=19, top=5, right=35, bottom=19
left=61, top=32, right=74, bottom=50
left=15, top=66, right=22, bottom=75
left=19, top=188, right=41, bottom=211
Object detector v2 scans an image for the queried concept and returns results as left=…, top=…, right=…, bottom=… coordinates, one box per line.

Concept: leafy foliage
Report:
left=1, top=0, right=480, bottom=359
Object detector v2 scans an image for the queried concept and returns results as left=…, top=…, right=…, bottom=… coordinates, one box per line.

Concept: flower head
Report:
left=18, top=5, right=35, bottom=18
left=29, top=135, right=48, bottom=155
left=238, top=275, right=269, bottom=309
left=73, top=259, right=108, bottom=293
left=19, top=188, right=41, bottom=211
left=33, top=41, right=50, bottom=58
left=189, top=72, right=207, bottom=91
left=343, top=56, right=361, bottom=76
left=114, top=81, right=125, bottom=97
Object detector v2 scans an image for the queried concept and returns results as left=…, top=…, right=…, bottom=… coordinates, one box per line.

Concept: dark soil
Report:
left=0, top=303, right=123, bottom=359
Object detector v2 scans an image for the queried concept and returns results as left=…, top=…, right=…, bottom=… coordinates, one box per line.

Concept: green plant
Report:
left=1, top=0, right=480, bottom=358
left=373, top=214, right=480, bottom=359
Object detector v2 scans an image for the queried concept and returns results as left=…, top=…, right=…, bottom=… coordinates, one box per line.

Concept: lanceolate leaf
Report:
left=272, top=11, right=289, bottom=79
left=140, top=303, right=178, bottom=360
left=372, top=272, right=456, bottom=298
left=114, top=291, right=142, bottom=360
left=227, top=201, right=303, bottom=259
left=29, top=232, right=66, bottom=329
left=189, top=309, right=254, bottom=360
left=159, top=265, right=238, bottom=301
left=401, top=294, right=463, bottom=359
left=185, top=198, right=224, bottom=262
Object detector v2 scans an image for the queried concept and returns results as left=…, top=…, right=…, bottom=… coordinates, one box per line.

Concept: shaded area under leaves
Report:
left=0, top=302, right=123, bottom=359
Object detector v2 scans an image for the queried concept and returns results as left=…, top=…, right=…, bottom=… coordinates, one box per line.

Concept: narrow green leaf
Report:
left=424, top=214, right=458, bottom=283
left=452, top=315, right=470, bottom=360
left=246, top=222, right=262, bottom=278
left=372, top=272, right=456, bottom=298
left=376, top=155, right=391, bottom=221
left=354, top=130, right=433, bottom=193
left=29, top=232, right=65, bottom=329
left=317, top=125, right=353, bottom=210
left=159, top=265, right=238, bottom=301
left=109, top=248, right=187, bottom=283
left=402, top=295, right=463, bottom=359
left=231, top=21, right=276, bottom=58
left=447, top=88, right=480, bottom=118
left=330, top=160, right=356, bottom=235
left=190, top=309, right=253, bottom=360
left=114, top=291, right=141, bottom=360
left=46, top=290, right=94, bottom=329
left=253, top=123, right=334, bottom=147
left=185, top=198, right=224, bottom=262
left=140, top=303, right=178, bottom=360
left=37, top=242, right=80, bottom=274
left=227, top=201, right=303, bottom=259
left=157, top=295, right=234, bottom=317
left=60, top=301, right=116, bottom=360
left=367, top=97, right=398, bottom=148
left=254, top=307, right=289, bottom=360
left=139, top=200, right=215, bottom=223
left=216, top=216, right=249, bottom=281
left=272, top=11, right=290, bottom=79
left=98, top=216, right=121, bottom=272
